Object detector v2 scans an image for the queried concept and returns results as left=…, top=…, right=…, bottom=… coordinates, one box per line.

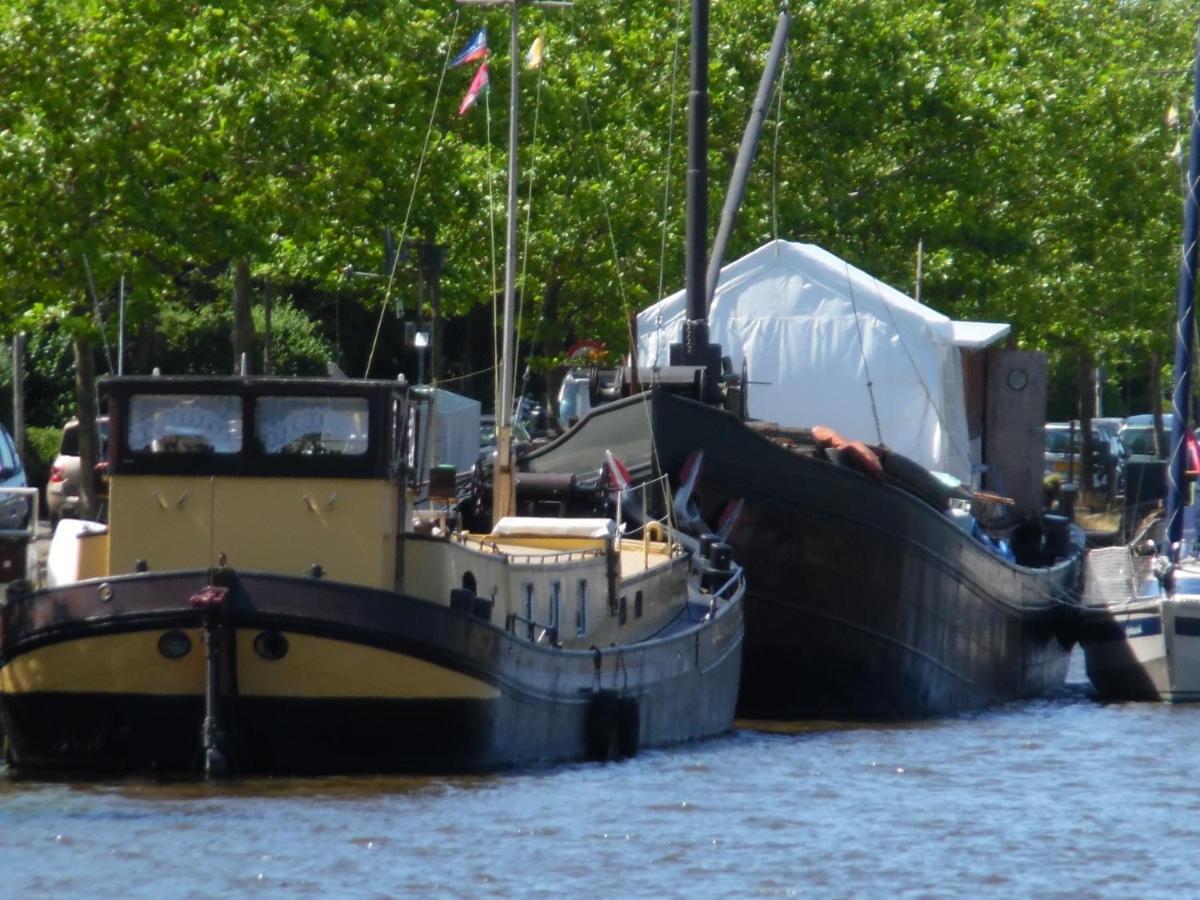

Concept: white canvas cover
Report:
left=490, top=517, right=617, bottom=539
left=412, top=388, right=482, bottom=484
left=637, top=240, right=974, bottom=481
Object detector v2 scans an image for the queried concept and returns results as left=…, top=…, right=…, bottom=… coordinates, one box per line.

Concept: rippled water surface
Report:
left=1, top=650, right=1195, bottom=898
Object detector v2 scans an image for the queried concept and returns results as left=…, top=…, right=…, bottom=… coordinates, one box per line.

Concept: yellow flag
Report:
left=525, top=35, right=545, bottom=71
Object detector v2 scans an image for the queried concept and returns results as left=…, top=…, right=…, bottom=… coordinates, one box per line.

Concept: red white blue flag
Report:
left=449, top=28, right=488, bottom=68
left=458, top=63, right=489, bottom=115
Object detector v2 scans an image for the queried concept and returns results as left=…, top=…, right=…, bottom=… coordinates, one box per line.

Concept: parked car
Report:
left=0, top=423, right=29, bottom=531
left=46, top=416, right=109, bottom=525
left=1119, top=413, right=1172, bottom=461
left=1044, top=421, right=1125, bottom=492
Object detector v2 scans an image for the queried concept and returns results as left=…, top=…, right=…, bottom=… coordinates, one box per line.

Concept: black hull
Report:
left=0, top=570, right=742, bottom=775
left=526, top=391, right=1083, bottom=719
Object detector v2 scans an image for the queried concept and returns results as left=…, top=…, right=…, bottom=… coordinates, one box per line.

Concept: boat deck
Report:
left=460, top=533, right=678, bottom=578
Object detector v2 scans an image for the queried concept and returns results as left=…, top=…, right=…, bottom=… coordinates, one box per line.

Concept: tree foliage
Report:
left=0, top=0, right=1196, bottom=421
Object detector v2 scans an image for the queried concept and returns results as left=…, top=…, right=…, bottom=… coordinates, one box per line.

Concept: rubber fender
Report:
left=617, top=696, right=641, bottom=758
left=585, top=690, right=621, bottom=761
left=449, top=588, right=475, bottom=614
left=1052, top=602, right=1081, bottom=650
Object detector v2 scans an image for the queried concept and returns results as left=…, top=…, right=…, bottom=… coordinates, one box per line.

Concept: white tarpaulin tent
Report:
left=637, top=240, right=994, bottom=482
left=412, top=388, right=482, bottom=485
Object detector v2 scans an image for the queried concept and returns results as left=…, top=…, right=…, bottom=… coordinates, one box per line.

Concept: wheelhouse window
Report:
left=549, top=581, right=561, bottom=634
left=576, top=580, right=587, bottom=637
left=128, top=394, right=243, bottom=454
left=256, top=396, right=369, bottom=457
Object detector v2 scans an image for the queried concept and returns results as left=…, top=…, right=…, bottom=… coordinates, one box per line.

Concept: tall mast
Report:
left=1166, top=31, right=1200, bottom=559
left=705, top=9, right=790, bottom=307
left=670, top=0, right=721, bottom=401
left=492, top=0, right=522, bottom=523
left=684, top=0, right=709, bottom=329
left=459, top=0, right=567, bottom=524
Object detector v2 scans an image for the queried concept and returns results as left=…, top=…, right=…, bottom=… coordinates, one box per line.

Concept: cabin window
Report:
left=128, top=394, right=243, bottom=454
left=257, top=396, right=369, bottom=457
left=522, top=583, right=534, bottom=640
left=576, top=580, right=587, bottom=637
left=549, top=581, right=561, bottom=635
left=635, top=590, right=643, bottom=619
left=618, top=595, right=628, bottom=626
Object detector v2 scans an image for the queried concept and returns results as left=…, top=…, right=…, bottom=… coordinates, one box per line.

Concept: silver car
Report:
left=46, top=417, right=108, bottom=524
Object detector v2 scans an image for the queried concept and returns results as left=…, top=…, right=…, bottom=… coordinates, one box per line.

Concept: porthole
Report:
left=158, top=630, right=192, bottom=660
left=253, top=630, right=289, bottom=661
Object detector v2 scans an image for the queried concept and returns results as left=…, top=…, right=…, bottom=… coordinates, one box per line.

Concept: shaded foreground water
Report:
left=0, top=650, right=1194, bottom=898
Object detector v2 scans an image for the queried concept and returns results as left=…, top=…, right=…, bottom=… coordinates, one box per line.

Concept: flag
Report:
left=459, top=63, right=489, bottom=115
left=525, top=35, right=545, bottom=71
left=449, top=28, right=488, bottom=68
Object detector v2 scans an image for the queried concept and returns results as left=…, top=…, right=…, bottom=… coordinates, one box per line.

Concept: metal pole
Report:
left=705, top=9, right=790, bottom=307
left=117, top=274, right=125, bottom=376
left=493, top=0, right=522, bottom=523
left=1166, top=30, right=1200, bottom=558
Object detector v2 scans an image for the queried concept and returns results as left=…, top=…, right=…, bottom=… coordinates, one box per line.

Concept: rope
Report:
left=581, top=95, right=631, bottom=346
left=844, top=262, right=884, bottom=444
left=769, top=43, right=790, bottom=244
left=485, top=89, right=499, bottom=415
left=868, top=276, right=973, bottom=476
left=438, top=363, right=498, bottom=387
left=365, top=11, right=461, bottom=378
left=515, top=58, right=545, bottom=380
left=578, top=72, right=681, bottom=528
left=513, top=48, right=547, bottom=420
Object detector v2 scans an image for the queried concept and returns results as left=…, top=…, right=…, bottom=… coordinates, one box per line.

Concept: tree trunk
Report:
left=1078, top=349, right=1096, bottom=494
left=263, top=281, right=274, bottom=376
left=73, top=335, right=99, bottom=521
left=232, top=257, right=254, bottom=374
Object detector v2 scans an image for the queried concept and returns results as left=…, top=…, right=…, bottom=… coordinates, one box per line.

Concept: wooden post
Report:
left=263, top=282, right=274, bottom=376
left=12, top=334, right=25, bottom=465
left=73, top=336, right=99, bottom=521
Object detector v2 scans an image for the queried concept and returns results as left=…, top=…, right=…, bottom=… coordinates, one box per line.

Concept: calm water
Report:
left=0, top=650, right=1194, bottom=899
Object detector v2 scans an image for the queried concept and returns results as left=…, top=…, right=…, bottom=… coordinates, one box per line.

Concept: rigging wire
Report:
left=484, top=88, right=499, bottom=414
left=365, top=11, right=461, bottom=378
left=513, top=40, right=548, bottom=420
left=579, top=72, right=679, bottom=526
left=515, top=49, right=545, bottom=375
left=770, top=41, right=791, bottom=244
left=843, top=261, right=885, bottom=446
left=869, top=276, right=974, bottom=477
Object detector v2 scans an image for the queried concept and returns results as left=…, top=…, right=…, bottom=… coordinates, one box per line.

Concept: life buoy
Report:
left=644, top=521, right=666, bottom=543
